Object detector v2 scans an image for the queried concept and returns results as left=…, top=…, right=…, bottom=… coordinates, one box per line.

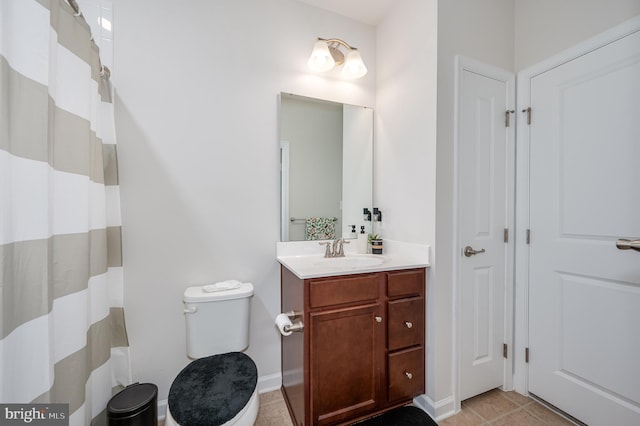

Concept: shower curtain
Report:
left=0, top=0, right=131, bottom=424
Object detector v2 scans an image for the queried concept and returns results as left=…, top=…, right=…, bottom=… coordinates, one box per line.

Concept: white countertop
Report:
left=277, top=239, right=430, bottom=279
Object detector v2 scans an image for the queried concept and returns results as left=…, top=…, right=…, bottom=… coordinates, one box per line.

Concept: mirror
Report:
left=280, top=93, right=373, bottom=242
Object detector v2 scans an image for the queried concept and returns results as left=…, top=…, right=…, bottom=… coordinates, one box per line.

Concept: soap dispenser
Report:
left=357, top=226, right=368, bottom=254
left=350, top=225, right=357, bottom=239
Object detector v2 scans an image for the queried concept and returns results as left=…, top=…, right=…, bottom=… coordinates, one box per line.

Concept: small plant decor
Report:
left=368, top=234, right=383, bottom=254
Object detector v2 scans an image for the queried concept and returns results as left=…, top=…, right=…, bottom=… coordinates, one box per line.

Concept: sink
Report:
left=313, top=255, right=385, bottom=268
left=276, top=240, right=430, bottom=279
left=277, top=253, right=389, bottom=279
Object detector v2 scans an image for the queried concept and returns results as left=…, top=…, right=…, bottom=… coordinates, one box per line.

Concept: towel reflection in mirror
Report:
left=304, top=217, right=337, bottom=240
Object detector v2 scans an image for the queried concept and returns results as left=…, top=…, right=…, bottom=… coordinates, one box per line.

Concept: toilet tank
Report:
left=183, top=282, right=254, bottom=359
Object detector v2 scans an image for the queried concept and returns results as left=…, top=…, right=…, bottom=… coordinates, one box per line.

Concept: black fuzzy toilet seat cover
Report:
left=168, top=352, right=258, bottom=426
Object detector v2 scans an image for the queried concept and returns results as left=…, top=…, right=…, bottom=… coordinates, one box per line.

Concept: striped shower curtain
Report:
left=0, top=0, right=131, bottom=424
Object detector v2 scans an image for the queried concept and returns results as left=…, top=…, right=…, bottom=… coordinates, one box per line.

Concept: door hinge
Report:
left=504, top=228, right=509, bottom=243
left=503, top=343, right=508, bottom=358
left=525, top=347, right=530, bottom=363
left=526, top=229, right=531, bottom=244
left=522, top=107, right=532, bottom=125
left=505, top=110, right=515, bottom=127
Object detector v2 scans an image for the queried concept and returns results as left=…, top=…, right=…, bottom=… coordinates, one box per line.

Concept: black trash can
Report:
left=107, top=383, right=158, bottom=426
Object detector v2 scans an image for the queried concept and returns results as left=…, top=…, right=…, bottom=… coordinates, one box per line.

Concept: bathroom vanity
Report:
left=278, top=248, right=427, bottom=426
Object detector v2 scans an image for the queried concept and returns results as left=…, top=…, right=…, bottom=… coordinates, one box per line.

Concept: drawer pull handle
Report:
left=404, top=321, right=413, bottom=329
left=405, top=372, right=413, bottom=380
left=375, top=316, right=383, bottom=323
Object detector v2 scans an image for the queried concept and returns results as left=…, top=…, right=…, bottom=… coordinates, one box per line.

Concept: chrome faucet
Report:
left=319, top=241, right=332, bottom=257
left=332, top=239, right=340, bottom=256
left=319, top=238, right=350, bottom=258
left=335, top=238, right=350, bottom=257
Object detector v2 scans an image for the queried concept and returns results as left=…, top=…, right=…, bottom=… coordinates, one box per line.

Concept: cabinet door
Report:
left=310, top=303, right=384, bottom=425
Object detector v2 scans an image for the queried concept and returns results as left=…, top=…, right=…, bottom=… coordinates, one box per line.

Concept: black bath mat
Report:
left=354, top=406, right=437, bottom=426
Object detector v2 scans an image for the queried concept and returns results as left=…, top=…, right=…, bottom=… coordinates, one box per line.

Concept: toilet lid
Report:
left=168, top=352, right=257, bottom=426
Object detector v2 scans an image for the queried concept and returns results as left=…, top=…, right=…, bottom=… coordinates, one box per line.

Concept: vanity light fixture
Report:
left=308, top=38, right=368, bottom=79
left=363, top=208, right=372, bottom=221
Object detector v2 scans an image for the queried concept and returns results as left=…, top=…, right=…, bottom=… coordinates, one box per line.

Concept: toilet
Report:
left=165, top=281, right=259, bottom=426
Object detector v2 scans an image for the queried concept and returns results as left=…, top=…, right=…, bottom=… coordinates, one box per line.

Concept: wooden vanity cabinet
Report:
left=281, top=266, right=426, bottom=426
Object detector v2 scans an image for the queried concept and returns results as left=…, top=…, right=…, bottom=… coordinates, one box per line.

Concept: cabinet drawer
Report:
left=309, top=274, right=381, bottom=308
left=387, top=269, right=424, bottom=298
left=388, top=346, right=425, bottom=402
left=388, top=297, right=424, bottom=351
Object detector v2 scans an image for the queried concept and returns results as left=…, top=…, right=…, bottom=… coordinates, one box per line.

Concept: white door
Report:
left=528, top=29, right=640, bottom=425
left=458, top=61, right=514, bottom=401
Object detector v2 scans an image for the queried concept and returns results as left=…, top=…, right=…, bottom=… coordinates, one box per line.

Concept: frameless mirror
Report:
left=280, top=93, right=373, bottom=242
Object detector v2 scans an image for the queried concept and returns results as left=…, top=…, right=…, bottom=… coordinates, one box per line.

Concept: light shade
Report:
left=308, top=40, right=336, bottom=72
left=307, top=38, right=368, bottom=79
left=341, top=49, right=368, bottom=79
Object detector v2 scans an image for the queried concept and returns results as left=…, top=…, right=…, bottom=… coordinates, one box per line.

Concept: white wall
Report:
left=434, top=0, right=514, bottom=414
left=515, top=0, right=640, bottom=70
left=375, top=0, right=438, bottom=246
left=375, top=0, right=438, bottom=409
left=113, top=0, right=375, bottom=402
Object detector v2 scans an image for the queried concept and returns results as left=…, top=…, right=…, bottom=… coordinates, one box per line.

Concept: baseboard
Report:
left=413, top=394, right=456, bottom=421
left=157, top=372, right=283, bottom=421
left=158, top=399, right=167, bottom=421
left=257, top=371, right=282, bottom=393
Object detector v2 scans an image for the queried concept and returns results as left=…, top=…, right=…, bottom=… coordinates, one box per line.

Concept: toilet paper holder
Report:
left=283, top=321, right=304, bottom=333
left=284, top=310, right=302, bottom=320
left=283, top=310, right=304, bottom=333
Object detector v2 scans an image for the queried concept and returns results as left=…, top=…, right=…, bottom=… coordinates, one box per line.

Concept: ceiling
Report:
left=295, top=0, right=397, bottom=26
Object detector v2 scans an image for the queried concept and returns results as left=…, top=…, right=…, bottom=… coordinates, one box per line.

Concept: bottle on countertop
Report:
left=350, top=225, right=357, bottom=239
left=357, top=226, right=368, bottom=254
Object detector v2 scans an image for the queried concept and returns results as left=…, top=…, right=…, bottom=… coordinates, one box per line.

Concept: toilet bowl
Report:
left=165, top=282, right=258, bottom=426
left=165, top=390, right=258, bottom=426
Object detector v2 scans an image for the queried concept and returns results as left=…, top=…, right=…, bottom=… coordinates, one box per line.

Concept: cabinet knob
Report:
left=405, top=371, right=413, bottom=380
left=404, top=321, right=413, bottom=329
left=375, top=316, right=383, bottom=323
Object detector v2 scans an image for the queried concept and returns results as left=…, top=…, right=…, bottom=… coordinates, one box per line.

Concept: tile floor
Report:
left=439, top=389, right=577, bottom=425
left=161, top=387, right=578, bottom=425
left=254, top=389, right=295, bottom=426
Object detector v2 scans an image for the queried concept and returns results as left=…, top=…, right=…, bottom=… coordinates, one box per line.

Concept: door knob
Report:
left=464, top=246, right=486, bottom=257
left=616, top=239, right=640, bottom=252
